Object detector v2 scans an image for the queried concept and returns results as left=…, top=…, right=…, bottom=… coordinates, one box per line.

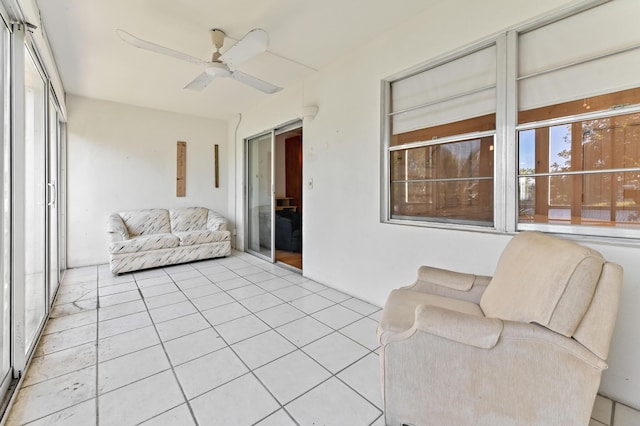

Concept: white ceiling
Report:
left=35, top=0, right=438, bottom=120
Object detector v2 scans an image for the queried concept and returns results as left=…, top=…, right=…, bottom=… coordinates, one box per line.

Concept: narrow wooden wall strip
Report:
left=177, top=141, right=186, bottom=197
left=214, top=144, right=219, bottom=188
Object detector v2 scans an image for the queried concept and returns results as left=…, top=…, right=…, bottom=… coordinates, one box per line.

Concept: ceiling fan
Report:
left=116, top=28, right=282, bottom=94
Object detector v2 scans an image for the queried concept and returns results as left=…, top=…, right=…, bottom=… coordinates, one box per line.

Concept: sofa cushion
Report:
left=480, top=232, right=604, bottom=337
left=170, top=207, right=209, bottom=232
left=119, top=209, right=171, bottom=237
left=173, top=230, right=230, bottom=246
left=109, top=233, right=180, bottom=254
left=207, top=210, right=229, bottom=232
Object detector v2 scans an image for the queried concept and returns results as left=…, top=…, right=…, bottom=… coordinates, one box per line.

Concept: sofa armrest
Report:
left=404, top=265, right=492, bottom=304
left=207, top=210, right=229, bottom=232
left=107, top=213, right=129, bottom=242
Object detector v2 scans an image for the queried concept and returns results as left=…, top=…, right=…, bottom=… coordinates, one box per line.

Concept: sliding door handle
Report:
left=47, top=182, right=57, bottom=206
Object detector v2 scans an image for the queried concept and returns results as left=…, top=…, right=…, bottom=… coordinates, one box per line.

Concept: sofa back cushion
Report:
left=170, top=207, right=209, bottom=232
left=119, top=209, right=171, bottom=237
left=480, top=232, right=604, bottom=337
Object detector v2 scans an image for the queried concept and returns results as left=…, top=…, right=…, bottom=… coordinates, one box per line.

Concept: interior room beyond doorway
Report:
left=275, top=128, right=302, bottom=270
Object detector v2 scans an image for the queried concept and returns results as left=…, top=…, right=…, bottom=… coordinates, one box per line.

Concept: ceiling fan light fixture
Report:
left=205, top=63, right=231, bottom=78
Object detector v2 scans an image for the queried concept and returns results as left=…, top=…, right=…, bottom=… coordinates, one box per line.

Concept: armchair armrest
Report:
left=107, top=214, right=129, bottom=242
left=382, top=304, right=607, bottom=370
left=207, top=210, right=229, bottom=232
left=380, top=304, right=503, bottom=349
left=405, top=265, right=492, bottom=304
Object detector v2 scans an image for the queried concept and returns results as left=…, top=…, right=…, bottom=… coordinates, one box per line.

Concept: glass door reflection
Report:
left=246, top=132, right=275, bottom=261
left=23, top=49, right=47, bottom=354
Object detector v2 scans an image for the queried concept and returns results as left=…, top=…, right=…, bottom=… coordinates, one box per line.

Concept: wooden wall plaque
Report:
left=214, top=144, right=219, bottom=188
left=177, top=141, right=186, bottom=197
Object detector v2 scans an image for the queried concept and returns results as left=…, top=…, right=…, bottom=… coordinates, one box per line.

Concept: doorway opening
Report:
left=274, top=128, right=302, bottom=269
left=245, top=121, right=303, bottom=271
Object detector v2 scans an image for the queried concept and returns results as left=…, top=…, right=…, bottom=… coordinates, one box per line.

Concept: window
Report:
left=518, top=106, right=640, bottom=230
left=390, top=135, right=494, bottom=225
left=383, top=0, right=640, bottom=239
left=516, top=0, right=640, bottom=237
left=385, top=44, right=497, bottom=226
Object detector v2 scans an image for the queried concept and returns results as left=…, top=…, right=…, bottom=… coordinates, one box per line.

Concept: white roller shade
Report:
left=518, top=0, right=640, bottom=112
left=391, top=45, right=496, bottom=135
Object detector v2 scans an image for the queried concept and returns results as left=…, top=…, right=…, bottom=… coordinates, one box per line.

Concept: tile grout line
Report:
left=289, top=341, right=382, bottom=415
left=95, top=265, right=100, bottom=426
left=161, top=263, right=304, bottom=425
left=68, top=255, right=382, bottom=426
left=200, top=262, right=383, bottom=423
left=15, top=267, right=101, bottom=425
left=229, top=261, right=384, bottom=421
left=131, top=271, right=201, bottom=426
left=167, top=265, right=295, bottom=425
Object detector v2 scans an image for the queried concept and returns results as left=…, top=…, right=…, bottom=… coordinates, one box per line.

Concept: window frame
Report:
left=381, top=0, right=640, bottom=241
left=381, top=35, right=507, bottom=233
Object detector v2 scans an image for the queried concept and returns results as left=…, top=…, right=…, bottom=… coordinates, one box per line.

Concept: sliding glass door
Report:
left=0, top=20, right=66, bottom=408
left=246, top=132, right=275, bottom=261
left=48, top=99, right=60, bottom=301
left=0, top=16, right=11, bottom=399
left=23, top=47, right=47, bottom=355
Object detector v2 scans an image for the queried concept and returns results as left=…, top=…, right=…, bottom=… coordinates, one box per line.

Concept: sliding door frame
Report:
left=245, top=130, right=276, bottom=263
left=244, top=119, right=303, bottom=264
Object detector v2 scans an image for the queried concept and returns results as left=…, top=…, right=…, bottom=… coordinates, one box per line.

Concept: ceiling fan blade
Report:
left=219, top=29, right=269, bottom=68
left=117, top=29, right=205, bottom=65
left=230, top=70, right=282, bottom=94
left=184, top=72, right=217, bottom=91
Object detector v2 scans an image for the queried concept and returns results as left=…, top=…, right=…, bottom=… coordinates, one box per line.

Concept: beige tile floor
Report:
left=5, top=251, right=384, bottom=425
left=4, top=250, right=639, bottom=425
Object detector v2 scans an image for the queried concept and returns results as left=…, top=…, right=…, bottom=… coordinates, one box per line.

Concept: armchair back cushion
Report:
left=119, top=209, right=171, bottom=237
left=573, top=262, right=623, bottom=359
left=480, top=231, right=605, bottom=337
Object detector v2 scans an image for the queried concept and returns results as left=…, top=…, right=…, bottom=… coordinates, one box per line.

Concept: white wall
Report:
left=230, top=0, right=640, bottom=409
left=66, top=95, right=228, bottom=267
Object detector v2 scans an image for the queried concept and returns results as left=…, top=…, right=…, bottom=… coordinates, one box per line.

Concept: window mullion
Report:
left=495, top=32, right=518, bottom=233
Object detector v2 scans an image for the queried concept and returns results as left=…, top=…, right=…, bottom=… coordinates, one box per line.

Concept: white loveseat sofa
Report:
left=107, top=207, right=231, bottom=274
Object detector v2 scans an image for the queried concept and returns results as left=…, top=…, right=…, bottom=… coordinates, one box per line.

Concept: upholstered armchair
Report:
left=377, top=231, right=622, bottom=426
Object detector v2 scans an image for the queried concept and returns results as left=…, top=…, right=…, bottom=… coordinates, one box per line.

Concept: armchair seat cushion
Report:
left=174, top=230, right=230, bottom=246
left=378, top=289, right=484, bottom=339
left=109, top=233, right=179, bottom=254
